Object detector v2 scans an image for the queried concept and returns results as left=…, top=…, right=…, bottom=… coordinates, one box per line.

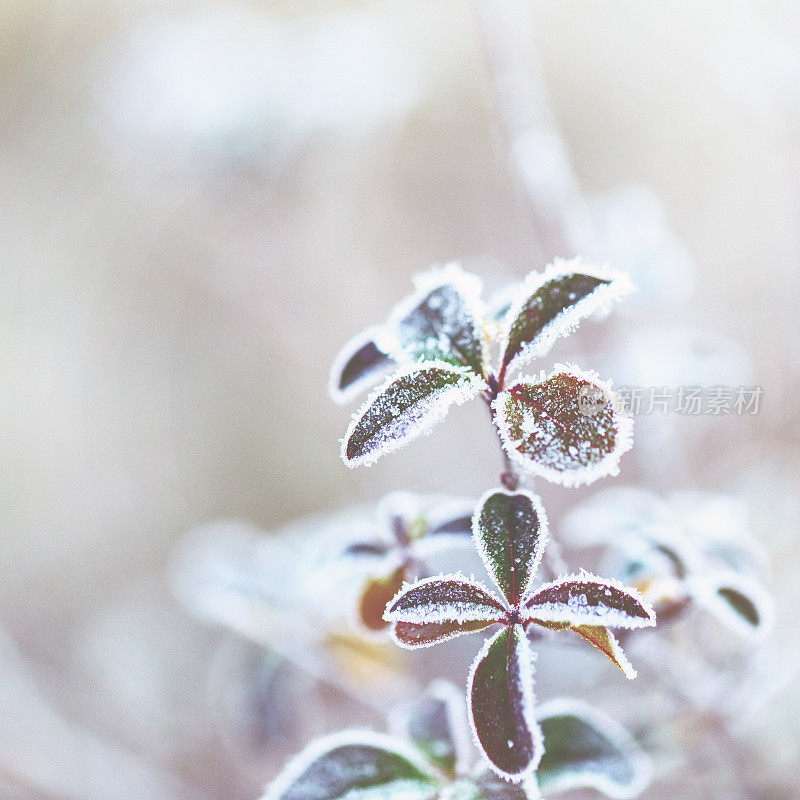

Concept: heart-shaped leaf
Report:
left=467, top=626, right=542, bottom=782
left=493, top=365, right=633, bottom=487
left=536, top=699, right=651, bottom=799
left=390, top=681, right=471, bottom=777
left=523, top=573, right=655, bottom=630
left=343, top=362, right=484, bottom=468
left=386, top=576, right=506, bottom=626
left=473, top=489, right=548, bottom=606
left=263, top=731, right=438, bottom=800
left=392, top=619, right=497, bottom=649
left=329, top=326, right=395, bottom=405
left=500, top=260, right=631, bottom=376
left=387, top=264, right=487, bottom=376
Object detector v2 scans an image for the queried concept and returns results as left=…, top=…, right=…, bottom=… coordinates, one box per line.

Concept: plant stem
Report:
left=474, top=0, right=596, bottom=260
left=484, top=379, right=521, bottom=491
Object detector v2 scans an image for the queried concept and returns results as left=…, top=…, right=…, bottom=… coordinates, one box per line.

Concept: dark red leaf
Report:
left=468, top=626, right=542, bottom=782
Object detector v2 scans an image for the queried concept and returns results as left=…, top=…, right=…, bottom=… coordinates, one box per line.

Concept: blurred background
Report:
left=1, top=0, right=799, bottom=797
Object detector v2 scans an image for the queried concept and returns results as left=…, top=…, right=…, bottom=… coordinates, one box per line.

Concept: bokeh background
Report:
left=1, top=0, right=798, bottom=797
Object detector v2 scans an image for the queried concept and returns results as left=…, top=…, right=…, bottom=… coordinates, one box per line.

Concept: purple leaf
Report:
left=493, top=365, right=633, bottom=487
left=342, top=362, right=484, bottom=468
left=473, top=488, right=548, bottom=606
left=523, top=573, right=655, bottom=630
left=263, top=731, right=437, bottom=800
left=385, top=576, right=506, bottom=626
left=391, top=618, right=497, bottom=649
left=387, top=264, right=488, bottom=376
left=499, top=260, right=632, bottom=376
left=468, top=626, right=543, bottom=782
left=329, top=326, right=395, bottom=404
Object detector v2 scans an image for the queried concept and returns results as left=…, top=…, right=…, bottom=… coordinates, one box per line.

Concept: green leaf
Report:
left=536, top=699, right=651, bottom=799
left=387, top=264, right=488, bottom=376
left=500, top=260, right=631, bottom=376
left=493, top=365, right=633, bottom=487
left=468, top=626, right=542, bottom=782
left=390, top=681, right=471, bottom=777
left=473, top=489, right=548, bottom=606
left=264, top=732, right=438, bottom=800
left=342, top=362, right=484, bottom=468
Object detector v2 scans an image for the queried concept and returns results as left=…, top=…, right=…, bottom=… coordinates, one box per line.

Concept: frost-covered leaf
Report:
left=343, top=362, right=484, bottom=468
left=385, top=576, right=506, bottom=626
left=390, top=681, right=471, bottom=777
left=263, top=731, right=438, bottom=800
left=329, top=326, right=395, bottom=404
left=523, top=573, right=655, bottom=630
left=391, top=619, right=496, bottom=649
left=688, top=572, right=774, bottom=640
left=358, top=566, right=408, bottom=633
left=473, top=489, right=548, bottom=606
left=536, top=699, right=651, bottom=799
left=387, top=264, right=488, bottom=376
left=493, top=365, right=633, bottom=487
left=499, top=260, right=632, bottom=376
left=468, top=626, right=542, bottom=782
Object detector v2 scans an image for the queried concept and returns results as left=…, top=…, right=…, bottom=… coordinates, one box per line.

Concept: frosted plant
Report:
left=330, top=261, right=633, bottom=487
left=383, top=488, right=655, bottom=781
left=561, top=487, right=774, bottom=640
left=254, top=261, right=660, bottom=794
left=264, top=681, right=651, bottom=800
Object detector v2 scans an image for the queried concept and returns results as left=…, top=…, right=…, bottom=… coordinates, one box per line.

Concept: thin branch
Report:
left=474, top=0, right=596, bottom=261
